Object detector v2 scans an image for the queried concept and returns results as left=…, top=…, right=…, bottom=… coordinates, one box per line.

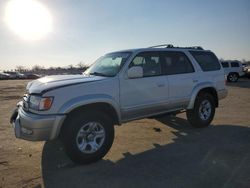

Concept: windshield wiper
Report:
left=89, top=72, right=112, bottom=77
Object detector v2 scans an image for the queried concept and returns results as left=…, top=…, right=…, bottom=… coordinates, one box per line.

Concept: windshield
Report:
left=85, top=52, right=132, bottom=77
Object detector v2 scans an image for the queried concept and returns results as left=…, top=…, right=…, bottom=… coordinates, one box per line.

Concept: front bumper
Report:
left=11, top=103, right=66, bottom=141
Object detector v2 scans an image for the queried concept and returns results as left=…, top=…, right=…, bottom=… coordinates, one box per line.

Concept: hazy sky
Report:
left=0, top=0, right=250, bottom=70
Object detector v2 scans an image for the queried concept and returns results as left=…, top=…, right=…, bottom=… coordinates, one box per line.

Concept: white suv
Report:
left=221, top=61, right=244, bottom=82
left=10, top=45, right=227, bottom=164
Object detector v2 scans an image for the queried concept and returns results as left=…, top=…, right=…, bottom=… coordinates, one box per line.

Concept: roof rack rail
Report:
left=149, top=44, right=204, bottom=50
left=149, top=44, right=174, bottom=48
left=186, top=46, right=204, bottom=50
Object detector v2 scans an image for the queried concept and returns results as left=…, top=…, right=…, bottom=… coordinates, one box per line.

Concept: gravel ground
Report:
left=0, top=79, right=249, bottom=188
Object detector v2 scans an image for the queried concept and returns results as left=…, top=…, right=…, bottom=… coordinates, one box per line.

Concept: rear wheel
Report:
left=61, top=111, right=114, bottom=164
left=227, top=73, right=239, bottom=82
left=186, top=93, right=215, bottom=128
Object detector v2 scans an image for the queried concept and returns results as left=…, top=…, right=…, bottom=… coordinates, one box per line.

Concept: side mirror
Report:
left=127, top=66, right=143, bottom=79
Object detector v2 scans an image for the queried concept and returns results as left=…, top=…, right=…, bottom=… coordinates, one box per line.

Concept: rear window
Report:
left=231, top=62, right=239, bottom=67
left=221, top=62, right=229, bottom=68
left=190, top=51, right=221, bottom=71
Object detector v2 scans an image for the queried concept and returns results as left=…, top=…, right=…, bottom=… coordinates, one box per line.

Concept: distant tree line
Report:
left=12, top=62, right=89, bottom=76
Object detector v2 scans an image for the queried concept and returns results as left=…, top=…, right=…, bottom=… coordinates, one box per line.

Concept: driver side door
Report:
left=119, top=51, right=169, bottom=121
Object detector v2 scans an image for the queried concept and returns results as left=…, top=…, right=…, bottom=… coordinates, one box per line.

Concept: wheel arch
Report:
left=53, top=95, right=121, bottom=139
left=64, top=102, right=120, bottom=124
left=187, top=84, right=218, bottom=109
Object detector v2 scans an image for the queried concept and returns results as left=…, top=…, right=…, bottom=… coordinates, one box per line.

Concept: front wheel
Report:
left=186, top=93, right=215, bottom=128
left=227, top=73, right=239, bottom=82
left=61, top=111, right=114, bottom=164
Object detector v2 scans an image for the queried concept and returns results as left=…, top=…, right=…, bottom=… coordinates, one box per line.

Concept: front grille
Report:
left=22, top=94, right=29, bottom=111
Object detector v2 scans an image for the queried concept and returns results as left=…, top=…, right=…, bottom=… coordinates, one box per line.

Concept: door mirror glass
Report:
left=127, top=66, right=143, bottom=79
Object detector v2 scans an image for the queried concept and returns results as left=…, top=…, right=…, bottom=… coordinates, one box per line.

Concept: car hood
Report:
left=26, top=74, right=106, bottom=94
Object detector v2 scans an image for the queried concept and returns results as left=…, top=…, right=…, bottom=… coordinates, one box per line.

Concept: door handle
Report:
left=157, top=83, right=165, bottom=87
left=193, top=79, right=198, bottom=83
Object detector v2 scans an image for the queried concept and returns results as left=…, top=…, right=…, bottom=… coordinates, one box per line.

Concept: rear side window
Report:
left=130, top=52, right=162, bottom=77
left=161, top=51, right=194, bottom=75
left=231, top=62, right=239, bottom=67
left=221, top=62, right=229, bottom=68
left=190, top=51, right=221, bottom=71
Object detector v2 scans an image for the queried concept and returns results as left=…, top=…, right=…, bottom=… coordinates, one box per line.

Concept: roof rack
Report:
left=149, top=44, right=204, bottom=50
left=149, top=44, right=174, bottom=48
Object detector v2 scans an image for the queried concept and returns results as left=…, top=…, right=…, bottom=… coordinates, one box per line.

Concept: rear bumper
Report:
left=218, top=89, right=228, bottom=100
left=11, top=103, right=66, bottom=141
left=239, top=72, right=245, bottom=77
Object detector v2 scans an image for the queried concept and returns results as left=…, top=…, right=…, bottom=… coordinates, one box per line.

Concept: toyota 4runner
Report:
left=10, top=45, right=227, bottom=164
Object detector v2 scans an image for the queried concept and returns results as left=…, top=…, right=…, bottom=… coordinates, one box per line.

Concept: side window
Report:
left=161, top=52, right=194, bottom=75
left=190, top=51, right=221, bottom=71
left=130, top=52, right=162, bottom=77
left=221, top=62, right=229, bottom=68
left=231, top=62, right=239, bottom=67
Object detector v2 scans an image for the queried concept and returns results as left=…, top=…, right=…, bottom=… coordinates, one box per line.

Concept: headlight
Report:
left=29, top=95, right=54, bottom=111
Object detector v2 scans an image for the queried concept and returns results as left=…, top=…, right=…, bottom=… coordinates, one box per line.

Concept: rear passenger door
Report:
left=161, top=51, right=196, bottom=109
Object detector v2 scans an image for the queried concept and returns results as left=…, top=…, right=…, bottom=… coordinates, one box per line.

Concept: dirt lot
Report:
left=0, top=79, right=249, bottom=188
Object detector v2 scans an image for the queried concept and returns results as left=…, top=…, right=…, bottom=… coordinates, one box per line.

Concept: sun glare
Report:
left=4, top=0, right=53, bottom=40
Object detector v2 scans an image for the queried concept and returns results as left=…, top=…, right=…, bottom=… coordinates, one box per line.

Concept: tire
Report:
left=186, top=93, right=215, bottom=128
left=61, top=111, right=114, bottom=164
left=227, top=73, right=239, bottom=82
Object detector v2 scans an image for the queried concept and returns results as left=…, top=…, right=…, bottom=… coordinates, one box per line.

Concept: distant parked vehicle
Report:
left=221, top=61, right=244, bottom=82
left=243, top=64, right=249, bottom=72
left=26, top=74, right=41, bottom=79
left=0, top=72, right=10, bottom=79
left=242, top=63, right=247, bottom=69
left=244, top=66, right=250, bottom=78
left=4, top=71, right=26, bottom=79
